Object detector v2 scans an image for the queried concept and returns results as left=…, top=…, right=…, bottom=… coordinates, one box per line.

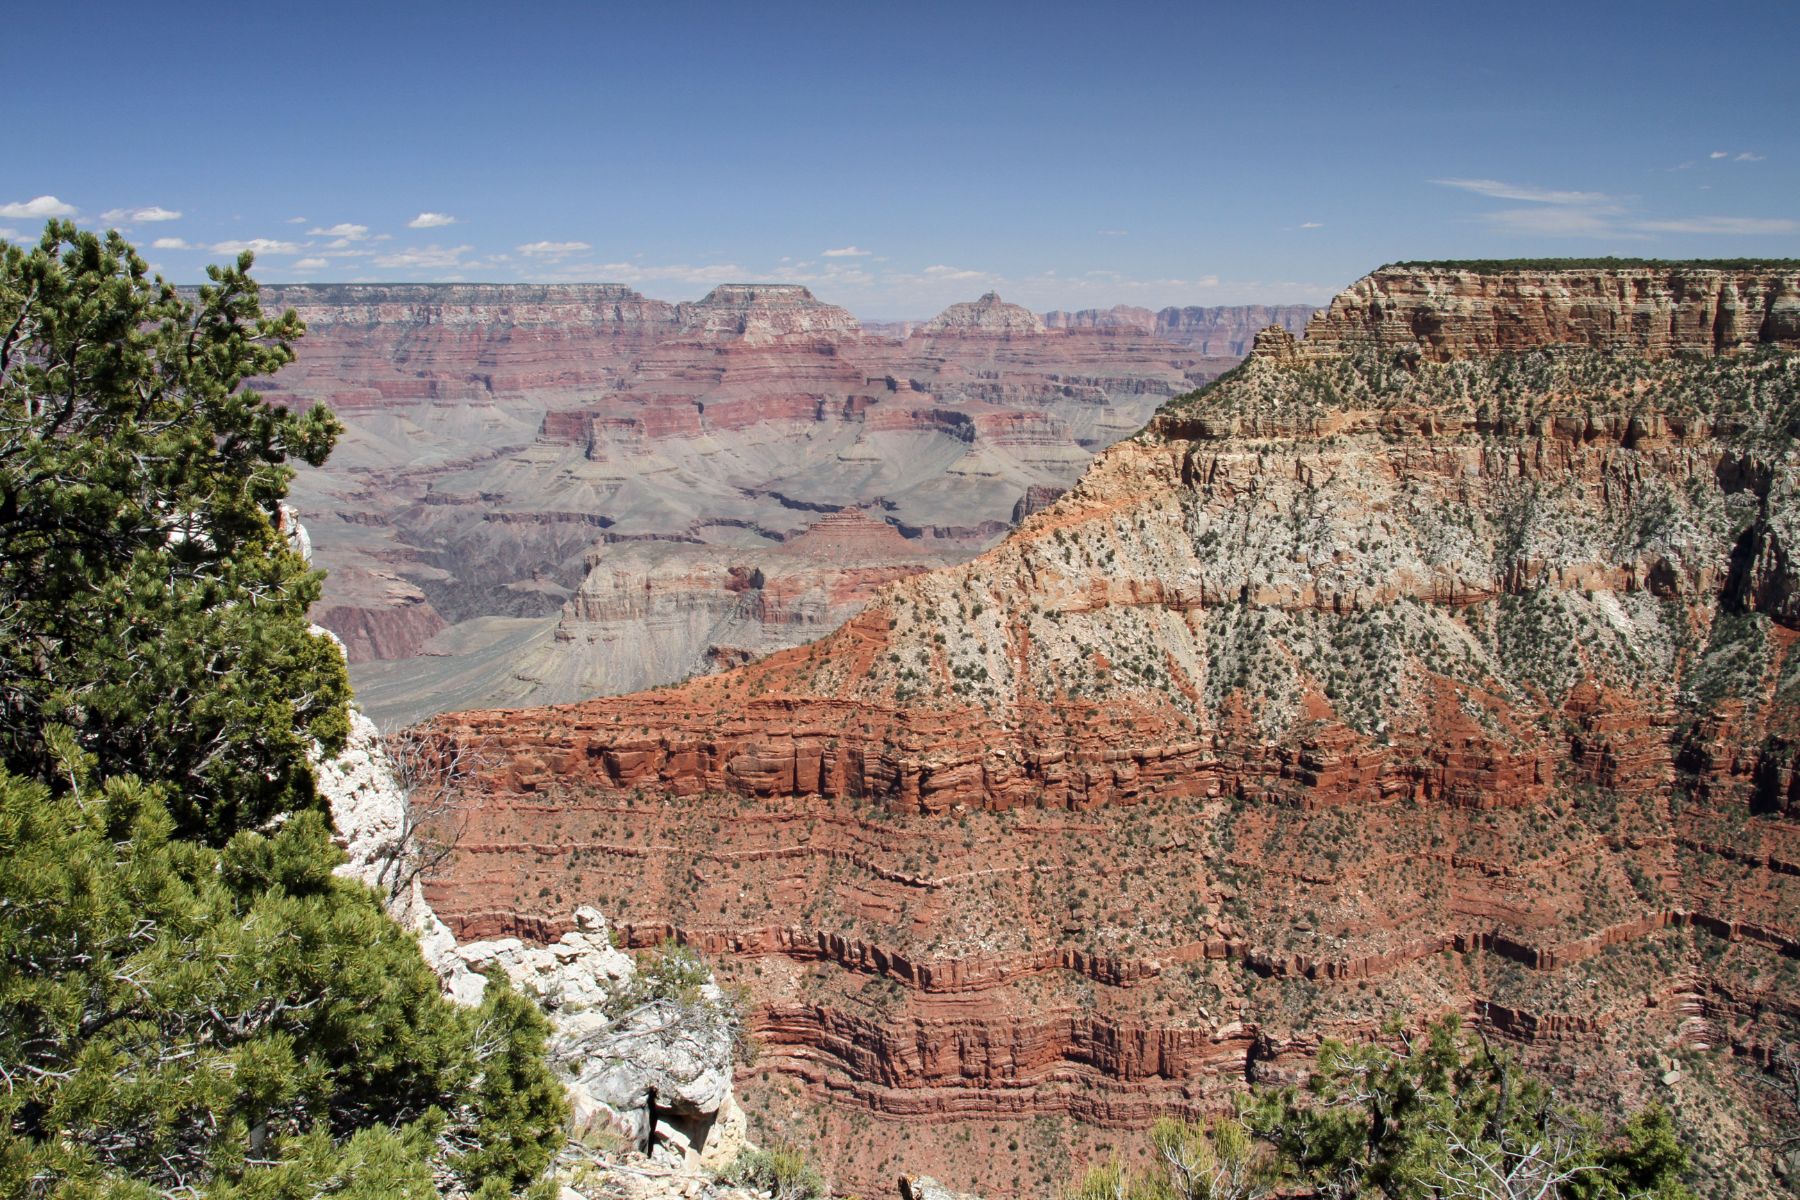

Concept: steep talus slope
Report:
left=270, top=284, right=1285, bottom=724
left=424, top=264, right=1800, bottom=1196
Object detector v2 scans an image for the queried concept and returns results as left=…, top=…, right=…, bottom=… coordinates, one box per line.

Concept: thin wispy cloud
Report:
left=768, top=261, right=875, bottom=289
left=1735, top=152, right=1765, bottom=162
left=0, top=195, right=77, bottom=219
left=517, top=240, right=592, bottom=258
left=408, top=212, right=457, bottom=228
left=211, top=238, right=302, bottom=255
left=1097, top=229, right=1129, bottom=237
left=1435, top=173, right=1793, bottom=240
left=292, top=257, right=329, bottom=270
left=100, top=205, right=182, bottom=223
left=373, top=244, right=474, bottom=270
left=1299, top=222, right=1323, bottom=229
left=821, top=245, right=870, bottom=257
left=922, top=264, right=985, bottom=280
left=309, top=223, right=369, bottom=240
left=286, top=216, right=308, bottom=224
left=1482, top=206, right=1630, bottom=237
left=1431, top=178, right=1614, bottom=205
left=1634, top=216, right=1796, bottom=235
left=592, top=261, right=745, bottom=286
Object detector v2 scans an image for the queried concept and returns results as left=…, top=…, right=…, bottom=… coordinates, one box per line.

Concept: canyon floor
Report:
left=266, top=283, right=1310, bottom=727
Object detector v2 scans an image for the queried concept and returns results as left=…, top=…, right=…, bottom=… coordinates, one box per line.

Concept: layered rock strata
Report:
left=1043, top=304, right=1317, bottom=355
left=1303, top=263, right=1800, bottom=361
left=418, top=263, right=1800, bottom=1197
left=311, top=670, right=748, bottom=1173
left=271, top=284, right=1266, bottom=724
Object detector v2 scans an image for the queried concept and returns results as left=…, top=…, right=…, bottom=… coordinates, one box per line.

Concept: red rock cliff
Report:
left=417, top=264, right=1800, bottom=1196
left=1302, top=263, right=1800, bottom=361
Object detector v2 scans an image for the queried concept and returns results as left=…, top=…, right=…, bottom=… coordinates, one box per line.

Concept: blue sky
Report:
left=4, top=1, right=1795, bottom=315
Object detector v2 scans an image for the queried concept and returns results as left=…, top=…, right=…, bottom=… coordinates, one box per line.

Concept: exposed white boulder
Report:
left=307, top=601, right=747, bottom=1171
left=457, top=907, right=746, bottom=1169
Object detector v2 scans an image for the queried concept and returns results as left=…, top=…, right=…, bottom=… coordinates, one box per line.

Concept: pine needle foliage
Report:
left=1071, top=1018, right=1696, bottom=1200
left=0, top=222, right=348, bottom=842
left=0, top=225, right=567, bottom=1196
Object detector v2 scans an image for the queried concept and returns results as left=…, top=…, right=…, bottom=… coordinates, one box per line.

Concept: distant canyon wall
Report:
left=265, top=282, right=1308, bottom=725
left=1042, top=303, right=1316, bottom=355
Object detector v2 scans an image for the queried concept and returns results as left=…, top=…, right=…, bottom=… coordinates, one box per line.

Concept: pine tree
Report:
left=0, top=225, right=566, bottom=1196
left=0, top=222, right=347, bottom=842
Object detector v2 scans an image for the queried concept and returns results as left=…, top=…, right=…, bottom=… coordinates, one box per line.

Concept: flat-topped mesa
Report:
left=1041, top=304, right=1157, bottom=332
left=1301, top=260, right=1800, bottom=361
left=1042, top=305, right=1318, bottom=354
left=674, top=283, right=862, bottom=343
left=918, top=291, right=1046, bottom=336
left=256, top=283, right=677, bottom=330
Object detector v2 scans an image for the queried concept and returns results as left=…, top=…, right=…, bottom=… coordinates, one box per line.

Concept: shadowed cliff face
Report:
left=266, top=283, right=1298, bottom=726
left=420, top=266, right=1800, bottom=1198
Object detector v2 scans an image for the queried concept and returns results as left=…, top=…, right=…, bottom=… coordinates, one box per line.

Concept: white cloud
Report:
left=309, top=223, right=369, bottom=240
left=210, top=238, right=303, bottom=255
left=0, top=228, right=19, bottom=242
left=150, top=236, right=193, bottom=250
left=1299, top=222, right=1323, bottom=229
left=517, top=240, right=593, bottom=258
left=292, top=257, right=330, bottom=270
left=1634, top=216, right=1796, bottom=235
left=286, top=216, right=308, bottom=224
left=372, top=244, right=474, bottom=270
left=1735, top=152, right=1765, bottom=162
left=822, top=245, right=870, bottom=257
left=1480, top=205, right=1630, bottom=237
left=1431, top=178, right=1614, bottom=205
left=408, top=211, right=457, bottom=228
left=591, top=261, right=746, bottom=286
left=100, top=205, right=181, bottom=223
left=765, top=261, right=875, bottom=289
left=0, top=195, right=77, bottom=219
left=1436, top=176, right=1673, bottom=239
left=923, top=264, right=986, bottom=280
left=1710, top=151, right=1729, bottom=159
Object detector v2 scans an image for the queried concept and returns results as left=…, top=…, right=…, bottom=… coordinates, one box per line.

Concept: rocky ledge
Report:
left=1303, top=261, right=1800, bottom=361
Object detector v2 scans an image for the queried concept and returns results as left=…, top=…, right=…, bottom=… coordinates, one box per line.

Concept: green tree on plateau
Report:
left=0, top=223, right=565, bottom=1197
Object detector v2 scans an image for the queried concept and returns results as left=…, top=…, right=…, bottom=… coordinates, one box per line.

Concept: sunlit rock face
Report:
left=263, top=283, right=1288, bottom=725
left=418, top=263, right=1800, bottom=1198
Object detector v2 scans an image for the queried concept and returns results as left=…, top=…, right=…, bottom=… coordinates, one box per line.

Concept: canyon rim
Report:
left=413, top=262, right=1800, bottom=1197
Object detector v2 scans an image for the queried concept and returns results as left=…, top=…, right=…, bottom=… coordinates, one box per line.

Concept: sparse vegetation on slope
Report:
left=1073, top=1017, right=1695, bottom=1200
